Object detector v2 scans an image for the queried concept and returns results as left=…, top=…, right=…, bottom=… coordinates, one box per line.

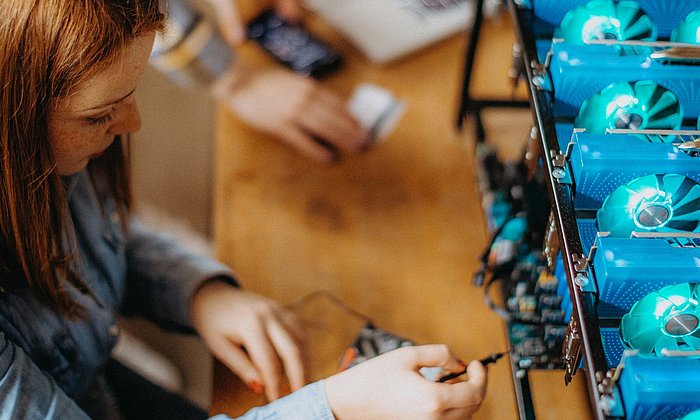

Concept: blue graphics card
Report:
left=601, top=326, right=626, bottom=366
left=672, top=10, right=700, bottom=44
left=555, top=0, right=657, bottom=43
left=549, top=42, right=700, bottom=118
left=591, top=236, right=700, bottom=317
left=532, top=0, right=700, bottom=39
left=617, top=353, right=700, bottom=420
left=575, top=81, right=683, bottom=134
left=597, top=174, right=700, bottom=237
left=620, top=282, right=700, bottom=356
left=567, top=132, right=700, bottom=209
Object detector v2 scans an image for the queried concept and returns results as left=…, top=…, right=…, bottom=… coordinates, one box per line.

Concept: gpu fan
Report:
left=575, top=81, right=684, bottom=135
left=620, top=283, right=700, bottom=356
left=672, top=10, right=700, bottom=44
left=556, top=0, right=657, bottom=44
left=597, top=174, right=700, bottom=237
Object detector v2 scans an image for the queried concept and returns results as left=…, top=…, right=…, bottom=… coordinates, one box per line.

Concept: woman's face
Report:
left=48, top=33, right=155, bottom=175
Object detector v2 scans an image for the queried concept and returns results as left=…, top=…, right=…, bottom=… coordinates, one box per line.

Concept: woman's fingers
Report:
left=438, top=360, right=488, bottom=411
left=294, top=89, right=369, bottom=154
left=406, top=344, right=467, bottom=374
left=266, top=315, right=307, bottom=392
left=209, top=336, right=264, bottom=392
left=235, top=309, right=308, bottom=400
left=274, top=125, right=337, bottom=163
left=274, top=0, right=303, bottom=23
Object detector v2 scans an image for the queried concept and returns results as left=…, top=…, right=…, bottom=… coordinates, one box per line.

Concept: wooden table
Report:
left=210, top=8, right=592, bottom=420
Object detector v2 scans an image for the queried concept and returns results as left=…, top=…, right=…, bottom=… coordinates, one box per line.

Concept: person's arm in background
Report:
left=154, top=0, right=369, bottom=163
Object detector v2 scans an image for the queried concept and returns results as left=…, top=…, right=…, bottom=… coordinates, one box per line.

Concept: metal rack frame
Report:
left=457, top=1, right=577, bottom=418
left=456, top=0, right=530, bottom=141
left=505, top=1, right=616, bottom=418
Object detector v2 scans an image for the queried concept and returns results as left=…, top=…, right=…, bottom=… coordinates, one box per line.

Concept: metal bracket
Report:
left=530, top=53, right=552, bottom=90
left=544, top=212, right=560, bottom=272
left=549, top=149, right=567, bottom=180
left=571, top=253, right=588, bottom=272
left=563, top=317, right=581, bottom=384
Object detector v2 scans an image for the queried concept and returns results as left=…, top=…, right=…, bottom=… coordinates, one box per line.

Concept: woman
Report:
left=0, top=1, right=487, bottom=419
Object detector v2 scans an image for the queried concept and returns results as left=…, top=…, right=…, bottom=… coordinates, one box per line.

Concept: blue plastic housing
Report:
left=591, top=236, right=700, bottom=317
left=531, top=0, right=700, bottom=39
left=601, top=327, right=626, bottom=366
left=619, top=355, right=700, bottom=420
left=554, top=254, right=573, bottom=322
left=577, top=218, right=599, bottom=254
left=549, top=41, right=700, bottom=118
left=567, top=132, right=700, bottom=209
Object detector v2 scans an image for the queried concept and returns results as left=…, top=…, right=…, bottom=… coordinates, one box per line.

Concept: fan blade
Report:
left=615, top=3, right=642, bottom=30
left=635, top=293, right=675, bottom=316
left=645, top=94, right=682, bottom=129
left=672, top=196, right=700, bottom=218
left=624, top=15, right=655, bottom=40
left=683, top=334, right=700, bottom=350
left=597, top=208, right=636, bottom=236
left=669, top=176, right=699, bottom=206
left=666, top=220, right=700, bottom=232
left=632, top=80, right=661, bottom=106
left=622, top=317, right=662, bottom=354
left=657, top=283, right=693, bottom=308
left=604, top=81, right=635, bottom=98
left=654, top=333, right=680, bottom=355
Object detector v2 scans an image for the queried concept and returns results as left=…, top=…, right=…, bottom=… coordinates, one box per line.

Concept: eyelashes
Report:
left=86, top=109, right=115, bottom=126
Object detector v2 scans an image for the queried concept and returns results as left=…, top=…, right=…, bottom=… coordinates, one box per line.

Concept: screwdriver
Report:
left=437, top=351, right=508, bottom=383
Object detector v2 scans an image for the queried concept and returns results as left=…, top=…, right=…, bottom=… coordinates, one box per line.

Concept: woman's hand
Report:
left=212, top=63, right=370, bottom=163
left=190, top=280, right=307, bottom=401
left=204, top=0, right=302, bottom=46
left=323, top=344, right=488, bottom=419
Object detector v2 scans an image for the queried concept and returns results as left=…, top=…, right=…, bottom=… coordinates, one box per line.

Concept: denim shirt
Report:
left=0, top=169, right=334, bottom=419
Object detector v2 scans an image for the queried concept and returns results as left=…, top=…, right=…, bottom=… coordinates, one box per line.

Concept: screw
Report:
left=574, top=274, right=589, bottom=288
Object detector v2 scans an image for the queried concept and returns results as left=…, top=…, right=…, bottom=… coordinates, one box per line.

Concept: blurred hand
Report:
left=191, top=280, right=307, bottom=401
left=323, top=344, right=488, bottom=419
left=205, top=0, right=302, bottom=46
left=212, top=62, right=370, bottom=163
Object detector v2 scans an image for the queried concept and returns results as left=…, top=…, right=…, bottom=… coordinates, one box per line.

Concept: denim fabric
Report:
left=212, top=382, right=334, bottom=420
left=0, top=169, right=238, bottom=418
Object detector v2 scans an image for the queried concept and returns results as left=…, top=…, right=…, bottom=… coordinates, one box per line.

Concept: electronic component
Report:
left=247, top=10, right=343, bottom=78
left=597, top=174, right=700, bottom=237
left=575, top=81, right=683, bottom=134
left=620, top=282, right=700, bottom=356
left=555, top=0, right=657, bottom=44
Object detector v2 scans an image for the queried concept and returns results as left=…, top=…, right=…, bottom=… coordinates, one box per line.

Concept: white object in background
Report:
left=304, top=0, right=474, bottom=63
left=348, top=83, right=406, bottom=143
left=112, top=329, right=184, bottom=394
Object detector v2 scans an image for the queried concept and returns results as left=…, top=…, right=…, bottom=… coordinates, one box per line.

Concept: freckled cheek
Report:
left=49, top=124, right=108, bottom=163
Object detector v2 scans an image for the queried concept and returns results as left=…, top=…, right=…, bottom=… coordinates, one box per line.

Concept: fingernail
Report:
left=249, top=380, right=264, bottom=395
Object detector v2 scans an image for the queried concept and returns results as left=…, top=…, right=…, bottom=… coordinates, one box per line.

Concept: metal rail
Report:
left=505, top=1, right=618, bottom=418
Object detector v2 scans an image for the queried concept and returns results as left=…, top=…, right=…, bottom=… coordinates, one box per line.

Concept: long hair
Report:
left=0, top=0, right=164, bottom=315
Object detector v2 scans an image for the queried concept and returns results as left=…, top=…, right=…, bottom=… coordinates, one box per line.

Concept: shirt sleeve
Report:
left=123, top=218, right=239, bottom=332
left=0, top=332, right=90, bottom=419
left=210, top=381, right=336, bottom=420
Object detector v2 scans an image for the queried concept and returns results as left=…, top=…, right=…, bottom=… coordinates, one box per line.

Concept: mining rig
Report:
left=467, top=1, right=700, bottom=418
